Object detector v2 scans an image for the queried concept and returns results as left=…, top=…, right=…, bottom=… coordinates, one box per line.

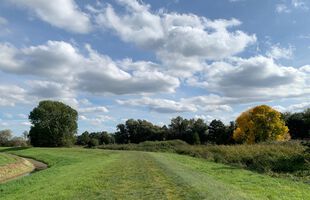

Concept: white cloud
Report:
left=0, top=41, right=179, bottom=96
left=189, top=56, right=310, bottom=101
left=80, top=115, right=112, bottom=126
left=267, top=45, right=294, bottom=60
left=0, top=41, right=82, bottom=81
left=0, top=85, right=27, bottom=106
left=27, top=80, right=75, bottom=99
left=291, top=0, right=308, bottom=10
left=20, top=121, right=31, bottom=126
left=194, top=114, right=214, bottom=122
left=276, top=1, right=308, bottom=14
left=274, top=102, right=310, bottom=112
left=17, top=114, right=28, bottom=119
left=276, top=4, right=291, bottom=13
left=117, top=95, right=233, bottom=113
left=7, top=0, right=92, bottom=33
left=79, top=106, right=109, bottom=113
left=117, top=97, right=197, bottom=113
left=96, top=0, right=256, bottom=75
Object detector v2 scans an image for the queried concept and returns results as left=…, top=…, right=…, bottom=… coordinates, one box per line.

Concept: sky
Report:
left=0, top=0, right=309, bottom=136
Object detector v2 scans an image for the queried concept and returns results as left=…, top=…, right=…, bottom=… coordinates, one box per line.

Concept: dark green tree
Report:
left=76, top=131, right=90, bottom=146
left=284, top=109, right=310, bottom=139
left=29, top=100, right=78, bottom=147
left=207, top=119, right=227, bottom=144
left=190, top=118, right=208, bottom=144
left=115, top=124, right=129, bottom=144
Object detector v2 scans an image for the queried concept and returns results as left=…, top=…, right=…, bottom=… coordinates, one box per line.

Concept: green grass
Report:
left=0, top=147, right=309, bottom=199
left=101, top=140, right=310, bottom=181
left=0, top=153, right=16, bottom=166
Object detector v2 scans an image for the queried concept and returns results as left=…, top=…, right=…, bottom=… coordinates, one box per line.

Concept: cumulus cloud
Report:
left=267, top=45, right=294, bottom=60
left=77, top=47, right=179, bottom=95
left=7, top=0, right=92, bottom=33
left=274, top=102, right=310, bottom=112
left=0, top=85, right=27, bottom=106
left=79, top=106, right=109, bottom=113
left=79, top=114, right=113, bottom=126
left=188, top=56, right=310, bottom=100
left=0, top=41, right=179, bottom=96
left=96, top=0, right=256, bottom=75
left=117, top=95, right=233, bottom=113
left=117, top=97, right=197, bottom=113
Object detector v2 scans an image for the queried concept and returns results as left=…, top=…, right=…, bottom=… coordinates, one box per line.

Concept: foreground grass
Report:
left=0, top=147, right=309, bottom=199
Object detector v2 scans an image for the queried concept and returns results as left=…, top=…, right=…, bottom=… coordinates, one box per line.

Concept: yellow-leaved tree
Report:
left=233, top=105, right=290, bottom=144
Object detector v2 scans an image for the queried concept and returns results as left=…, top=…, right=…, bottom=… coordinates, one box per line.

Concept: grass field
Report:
left=0, top=153, right=16, bottom=166
left=0, top=147, right=309, bottom=200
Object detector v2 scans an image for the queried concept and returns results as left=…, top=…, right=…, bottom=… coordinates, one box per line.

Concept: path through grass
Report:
left=0, top=148, right=309, bottom=200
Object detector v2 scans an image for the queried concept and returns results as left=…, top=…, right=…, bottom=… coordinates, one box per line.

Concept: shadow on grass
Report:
left=0, top=147, right=31, bottom=153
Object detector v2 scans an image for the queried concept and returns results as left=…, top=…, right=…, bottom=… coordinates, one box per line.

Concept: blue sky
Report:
left=0, top=0, right=309, bottom=136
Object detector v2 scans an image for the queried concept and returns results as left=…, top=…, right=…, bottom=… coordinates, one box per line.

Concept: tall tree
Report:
left=29, top=100, right=78, bottom=147
left=207, top=119, right=227, bottom=144
left=233, top=105, right=289, bottom=144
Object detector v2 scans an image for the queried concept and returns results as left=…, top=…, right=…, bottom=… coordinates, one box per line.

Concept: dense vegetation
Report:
left=1, top=103, right=309, bottom=148
left=28, top=101, right=78, bottom=147
left=0, top=147, right=309, bottom=199
left=282, top=109, right=310, bottom=139
left=101, top=140, right=310, bottom=181
left=79, top=105, right=309, bottom=146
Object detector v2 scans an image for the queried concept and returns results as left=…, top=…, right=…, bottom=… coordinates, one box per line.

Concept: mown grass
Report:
left=0, top=153, right=16, bottom=166
left=101, top=140, right=310, bottom=181
left=0, top=147, right=309, bottom=199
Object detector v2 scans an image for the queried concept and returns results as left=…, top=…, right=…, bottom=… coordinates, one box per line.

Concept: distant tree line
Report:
left=1, top=101, right=309, bottom=147
left=0, top=129, right=28, bottom=147
left=76, top=131, right=115, bottom=148
left=75, top=117, right=235, bottom=146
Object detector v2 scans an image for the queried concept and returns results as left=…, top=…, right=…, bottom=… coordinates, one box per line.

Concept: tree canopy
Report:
left=233, top=105, right=290, bottom=144
left=29, top=100, right=78, bottom=147
left=282, top=109, right=310, bottom=139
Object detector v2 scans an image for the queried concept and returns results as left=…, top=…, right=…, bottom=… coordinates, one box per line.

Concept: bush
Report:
left=87, top=138, right=99, bottom=148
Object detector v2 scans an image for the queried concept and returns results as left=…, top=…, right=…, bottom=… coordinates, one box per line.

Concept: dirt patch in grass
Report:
left=0, top=154, right=48, bottom=183
left=0, top=156, right=34, bottom=183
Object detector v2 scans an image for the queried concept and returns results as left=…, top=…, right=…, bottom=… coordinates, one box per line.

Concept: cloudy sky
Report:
left=0, top=0, right=309, bottom=135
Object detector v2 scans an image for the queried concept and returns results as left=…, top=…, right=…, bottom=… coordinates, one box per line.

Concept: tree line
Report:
left=0, top=100, right=309, bottom=147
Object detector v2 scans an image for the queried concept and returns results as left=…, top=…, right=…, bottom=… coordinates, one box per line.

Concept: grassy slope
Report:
left=0, top=148, right=309, bottom=200
left=0, top=153, right=16, bottom=166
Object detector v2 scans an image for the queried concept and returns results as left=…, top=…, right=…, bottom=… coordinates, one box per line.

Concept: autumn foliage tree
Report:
left=233, top=105, right=290, bottom=144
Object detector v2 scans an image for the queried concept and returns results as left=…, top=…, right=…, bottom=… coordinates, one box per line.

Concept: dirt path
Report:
left=24, top=157, right=48, bottom=171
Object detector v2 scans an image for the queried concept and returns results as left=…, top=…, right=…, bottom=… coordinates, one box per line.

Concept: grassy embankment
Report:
left=101, top=140, right=310, bottom=181
left=0, top=152, right=34, bottom=183
left=0, top=153, right=16, bottom=166
left=0, top=147, right=309, bottom=199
